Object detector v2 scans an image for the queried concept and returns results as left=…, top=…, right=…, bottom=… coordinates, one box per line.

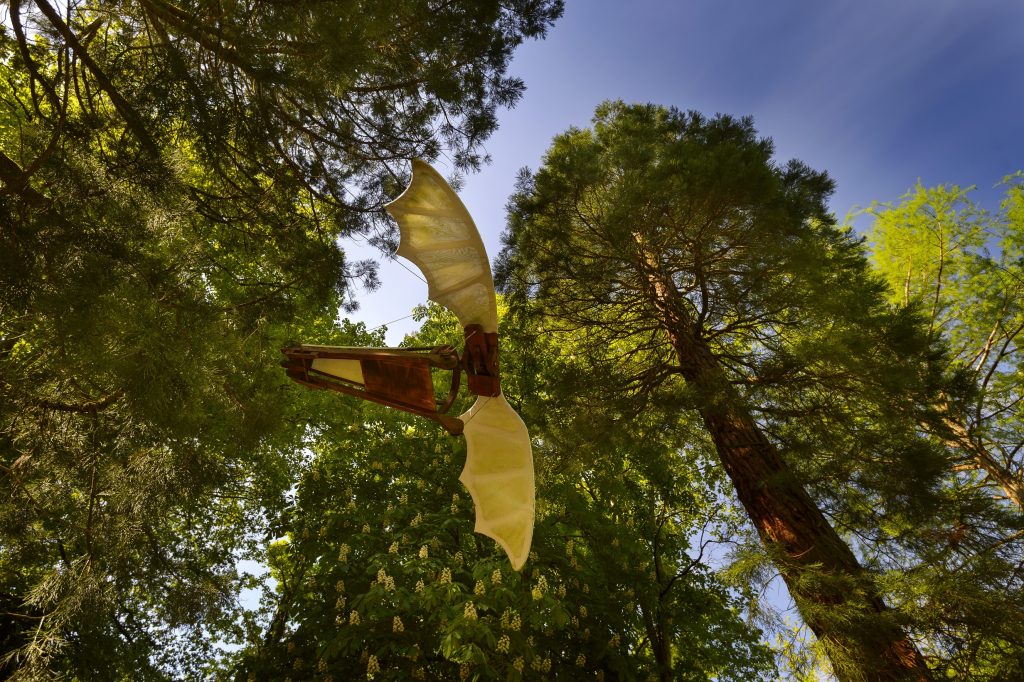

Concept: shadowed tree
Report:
left=0, top=1, right=562, bottom=676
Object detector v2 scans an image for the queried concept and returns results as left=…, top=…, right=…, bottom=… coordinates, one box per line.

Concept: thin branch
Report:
left=32, top=0, right=157, bottom=152
left=30, top=389, right=124, bottom=415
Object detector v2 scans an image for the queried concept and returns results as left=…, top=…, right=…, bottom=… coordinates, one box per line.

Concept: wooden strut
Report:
left=281, top=325, right=501, bottom=436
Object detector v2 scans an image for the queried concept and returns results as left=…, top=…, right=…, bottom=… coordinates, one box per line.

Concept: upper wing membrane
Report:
left=385, top=160, right=499, bottom=333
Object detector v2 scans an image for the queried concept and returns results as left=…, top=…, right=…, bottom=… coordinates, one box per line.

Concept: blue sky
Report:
left=351, top=0, right=1024, bottom=340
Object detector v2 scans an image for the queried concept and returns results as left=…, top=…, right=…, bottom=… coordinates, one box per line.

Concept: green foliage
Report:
left=0, top=0, right=562, bottom=677
left=867, top=179, right=1024, bottom=507
left=863, top=179, right=1024, bottom=678
left=496, top=101, right=959, bottom=554
left=495, top=101, right=1024, bottom=680
left=234, top=305, right=775, bottom=681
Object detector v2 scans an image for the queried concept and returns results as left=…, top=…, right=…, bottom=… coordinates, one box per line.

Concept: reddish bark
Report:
left=646, top=267, right=932, bottom=681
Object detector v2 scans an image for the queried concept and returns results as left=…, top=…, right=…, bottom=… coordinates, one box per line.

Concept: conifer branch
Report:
left=31, top=0, right=157, bottom=153
left=30, top=390, right=124, bottom=415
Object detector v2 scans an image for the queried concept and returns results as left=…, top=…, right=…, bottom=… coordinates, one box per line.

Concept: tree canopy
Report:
left=497, top=101, right=1024, bottom=681
left=861, top=180, right=1024, bottom=680
left=3, top=4, right=1024, bottom=677
left=0, top=0, right=562, bottom=677
left=233, top=305, right=775, bottom=681
left=867, top=179, right=1024, bottom=511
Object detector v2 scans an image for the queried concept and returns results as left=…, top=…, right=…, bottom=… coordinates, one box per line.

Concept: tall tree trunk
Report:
left=646, top=269, right=932, bottom=682
left=640, top=602, right=673, bottom=682
left=652, top=546, right=674, bottom=682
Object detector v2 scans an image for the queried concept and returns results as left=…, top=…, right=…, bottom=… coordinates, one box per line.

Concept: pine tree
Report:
left=497, top=101, right=945, bottom=681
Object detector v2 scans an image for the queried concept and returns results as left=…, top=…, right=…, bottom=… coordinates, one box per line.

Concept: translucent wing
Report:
left=385, top=160, right=534, bottom=569
left=386, top=159, right=499, bottom=333
left=458, top=395, right=534, bottom=571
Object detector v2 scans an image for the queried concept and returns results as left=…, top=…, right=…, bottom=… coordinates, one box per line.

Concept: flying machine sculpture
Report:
left=280, top=160, right=535, bottom=570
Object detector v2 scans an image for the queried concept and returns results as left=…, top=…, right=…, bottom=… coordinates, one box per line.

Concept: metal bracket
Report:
left=463, top=325, right=500, bottom=397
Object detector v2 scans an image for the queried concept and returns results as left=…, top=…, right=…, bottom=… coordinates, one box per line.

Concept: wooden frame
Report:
left=281, top=327, right=503, bottom=437
left=281, top=344, right=466, bottom=435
